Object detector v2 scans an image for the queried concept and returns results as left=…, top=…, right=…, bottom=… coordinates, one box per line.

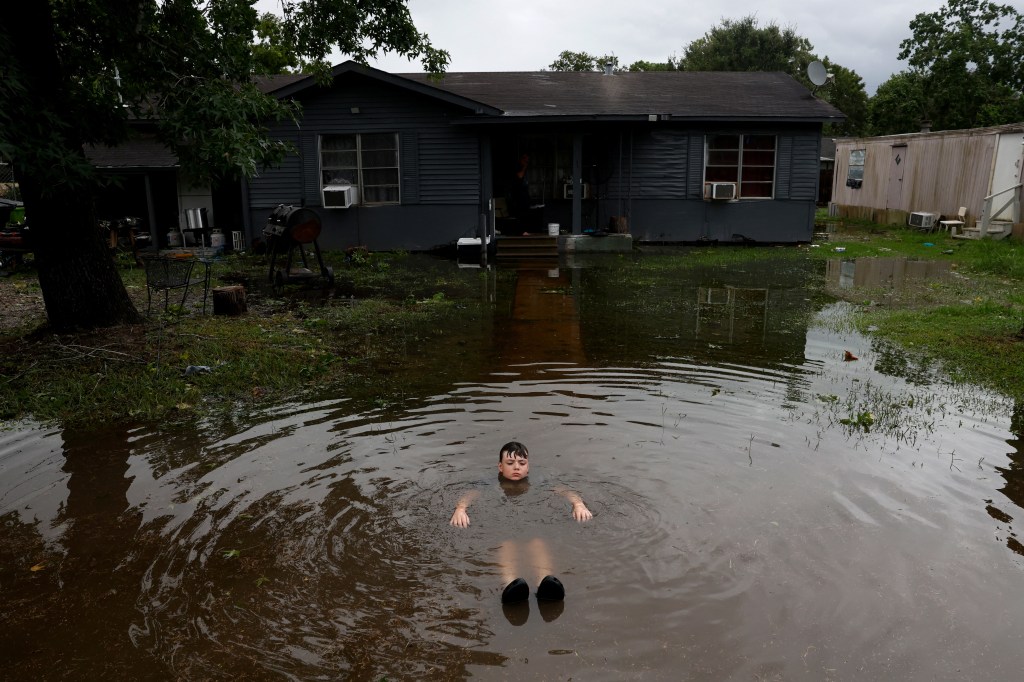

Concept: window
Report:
left=846, top=149, right=865, bottom=188
left=705, top=134, right=776, bottom=198
left=320, top=133, right=400, bottom=205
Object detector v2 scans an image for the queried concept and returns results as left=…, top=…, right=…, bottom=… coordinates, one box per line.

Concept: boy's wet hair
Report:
left=499, top=441, right=529, bottom=461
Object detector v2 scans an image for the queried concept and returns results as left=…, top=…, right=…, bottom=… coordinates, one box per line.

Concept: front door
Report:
left=886, top=145, right=906, bottom=210
left=991, top=132, right=1024, bottom=222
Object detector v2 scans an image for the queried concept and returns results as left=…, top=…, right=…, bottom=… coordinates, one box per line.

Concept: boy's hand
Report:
left=450, top=507, right=471, bottom=527
left=572, top=502, right=593, bottom=522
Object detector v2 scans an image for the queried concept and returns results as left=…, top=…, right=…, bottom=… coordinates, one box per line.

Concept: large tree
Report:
left=818, top=58, right=869, bottom=137
left=898, top=0, right=1024, bottom=131
left=679, top=15, right=813, bottom=77
left=626, top=58, right=679, bottom=72
left=548, top=50, right=618, bottom=72
left=252, top=12, right=302, bottom=75
left=0, top=1, right=447, bottom=332
left=868, top=71, right=929, bottom=135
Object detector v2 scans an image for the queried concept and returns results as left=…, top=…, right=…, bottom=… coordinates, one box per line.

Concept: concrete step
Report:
left=954, top=222, right=1013, bottom=240
left=497, top=236, right=558, bottom=259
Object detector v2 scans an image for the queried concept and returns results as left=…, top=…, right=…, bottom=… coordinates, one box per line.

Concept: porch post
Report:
left=143, top=174, right=158, bottom=247
left=572, top=133, right=583, bottom=234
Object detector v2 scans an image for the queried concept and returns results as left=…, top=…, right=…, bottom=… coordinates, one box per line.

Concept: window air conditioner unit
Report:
left=323, top=184, right=356, bottom=209
left=708, top=182, right=736, bottom=200
left=908, top=211, right=935, bottom=229
left=563, top=183, right=590, bottom=199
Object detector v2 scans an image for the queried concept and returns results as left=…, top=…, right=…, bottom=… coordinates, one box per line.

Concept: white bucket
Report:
left=209, top=231, right=226, bottom=249
left=547, top=223, right=560, bottom=236
left=166, top=231, right=182, bottom=247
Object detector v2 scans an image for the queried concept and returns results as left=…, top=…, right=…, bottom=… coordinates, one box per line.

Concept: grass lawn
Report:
left=1, top=222, right=1022, bottom=428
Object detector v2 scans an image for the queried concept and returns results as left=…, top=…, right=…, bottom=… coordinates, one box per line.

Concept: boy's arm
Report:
left=450, top=490, right=481, bottom=527
left=555, top=487, right=593, bottom=522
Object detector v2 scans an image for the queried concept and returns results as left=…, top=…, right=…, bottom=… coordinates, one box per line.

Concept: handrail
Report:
left=983, top=183, right=1023, bottom=202
left=979, top=183, right=1023, bottom=236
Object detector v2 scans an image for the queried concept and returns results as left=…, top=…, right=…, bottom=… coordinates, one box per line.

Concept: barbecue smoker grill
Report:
left=263, top=205, right=334, bottom=289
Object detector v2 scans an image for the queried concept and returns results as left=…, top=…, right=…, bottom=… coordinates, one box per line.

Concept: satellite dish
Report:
left=807, top=61, right=828, bottom=87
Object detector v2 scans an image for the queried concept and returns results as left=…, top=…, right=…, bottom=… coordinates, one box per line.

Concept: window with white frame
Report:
left=704, top=134, right=776, bottom=198
left=846, top=149, right=865, bottom=188
left=320, top=133, right=400, bottom=205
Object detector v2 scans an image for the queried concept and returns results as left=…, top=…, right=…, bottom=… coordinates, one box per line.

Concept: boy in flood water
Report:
left=449, top=441, right=593, bottom=603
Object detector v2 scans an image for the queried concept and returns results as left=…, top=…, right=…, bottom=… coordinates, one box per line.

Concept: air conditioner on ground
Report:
left=323, top=184, right=356, bottom=209
left=708, top=182, right=736, bottom=200
left=908, top=211, right=936, bottom=229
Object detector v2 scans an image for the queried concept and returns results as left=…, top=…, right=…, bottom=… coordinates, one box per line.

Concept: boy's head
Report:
left=498, top=441, right=529, bottom=481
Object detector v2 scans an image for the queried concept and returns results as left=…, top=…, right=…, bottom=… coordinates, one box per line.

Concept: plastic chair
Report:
left=938, top=207, right=966, bottom=235
left=143, top=257, right=207, bottom=314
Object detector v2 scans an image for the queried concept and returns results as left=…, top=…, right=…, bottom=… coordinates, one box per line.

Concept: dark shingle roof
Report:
left=260, top=62, right=845, bottom=123
left=254, top=73, right=310, bottom=94
left=85, top=132, right=178, bottom=168
left=399, top=70, right=844, bottom=122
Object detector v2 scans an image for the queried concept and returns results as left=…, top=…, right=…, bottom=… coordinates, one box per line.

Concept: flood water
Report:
left=3, top=252, right=1024, bottom=680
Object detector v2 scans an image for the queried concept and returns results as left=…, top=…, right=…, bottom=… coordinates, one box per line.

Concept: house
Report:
left=831, top=123, right=1024, bottom=238
left=243, top=61, right=843, bottom=251
left=84, top=126, right=244, bottom=248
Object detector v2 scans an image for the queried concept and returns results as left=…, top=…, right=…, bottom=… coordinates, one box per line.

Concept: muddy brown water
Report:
left=3, top=253, right=1024, bottom=680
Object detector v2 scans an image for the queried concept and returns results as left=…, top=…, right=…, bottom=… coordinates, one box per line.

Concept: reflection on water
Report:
left=2, top=252, right=1023, bottom=679
left=827, top=257, right=952, bottom=302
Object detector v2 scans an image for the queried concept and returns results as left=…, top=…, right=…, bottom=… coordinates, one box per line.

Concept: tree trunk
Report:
left=9, top=1, right=142, bottom=332
left=19, top=176, right=141, bottom=332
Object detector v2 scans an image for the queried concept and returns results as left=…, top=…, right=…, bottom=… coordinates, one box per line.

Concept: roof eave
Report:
left=267, top=61, right=504, bottom=116
left=449, top=114, right=845, bottom=125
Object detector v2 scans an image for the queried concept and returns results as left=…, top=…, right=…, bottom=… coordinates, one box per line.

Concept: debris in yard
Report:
left=183, top=365, right=213, bottom=376
left=843, top=350, right=859, bottom=361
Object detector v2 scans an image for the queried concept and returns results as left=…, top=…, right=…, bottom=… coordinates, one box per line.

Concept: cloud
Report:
left=260, top=0, right=948, bottom=94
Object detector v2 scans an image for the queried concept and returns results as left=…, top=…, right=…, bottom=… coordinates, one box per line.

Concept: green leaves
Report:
left=895, top=0, right=1024, bottom=131
left=675, top=15, right=868, bottom=135
left=679, top=15, right=813, bottom=77
left=548, top=51, right=619, bottom=72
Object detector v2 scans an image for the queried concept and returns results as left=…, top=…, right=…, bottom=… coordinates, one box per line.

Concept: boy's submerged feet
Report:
left=501, top=577, right=530, bottom=604
left=536, top=575, right=565, bottom=601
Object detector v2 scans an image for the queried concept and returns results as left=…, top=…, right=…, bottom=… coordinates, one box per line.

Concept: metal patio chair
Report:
left=143, top=256, right=209, bottom=315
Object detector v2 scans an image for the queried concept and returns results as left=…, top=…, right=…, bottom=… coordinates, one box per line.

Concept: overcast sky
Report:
left=260, top=0, right=961, bottom=95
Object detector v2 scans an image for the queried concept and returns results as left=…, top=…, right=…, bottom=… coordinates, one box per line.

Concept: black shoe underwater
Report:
left=501, top=577, right=529, bottom=604
left=536, top=575, right=565, bottom=601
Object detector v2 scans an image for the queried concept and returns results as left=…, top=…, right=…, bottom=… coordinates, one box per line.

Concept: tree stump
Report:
left=212, top=285, right=248, bottom=316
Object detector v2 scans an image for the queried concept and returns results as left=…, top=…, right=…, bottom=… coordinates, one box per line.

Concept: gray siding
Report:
left=417, top=129, right=479, bottom=204
left=248, top=130, right=301, bottom=206
left=686, top=133, right=705, bottom=199
left=628, top=129, right=689, bottom=199
left=246, top=75, right=483, bottom=250
left=788, top=135, right=820, bottom=201
left=400, top=131, right=420, bottom=204
left=300, top=133, right=319, bottom=206
left=607, top=124, right=822, bottom=243
left=775, top=136, right=793, bottom=200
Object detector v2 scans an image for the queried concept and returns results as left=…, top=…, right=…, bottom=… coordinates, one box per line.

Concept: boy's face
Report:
left=498, top=452, right=529, bottom=481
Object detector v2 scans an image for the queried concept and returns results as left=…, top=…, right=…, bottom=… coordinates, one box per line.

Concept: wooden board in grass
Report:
left=212, top=285, right=248, bottom=316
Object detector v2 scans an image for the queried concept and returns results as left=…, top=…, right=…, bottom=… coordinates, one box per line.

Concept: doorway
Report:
left=886, top=145, right=906, bottom=210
